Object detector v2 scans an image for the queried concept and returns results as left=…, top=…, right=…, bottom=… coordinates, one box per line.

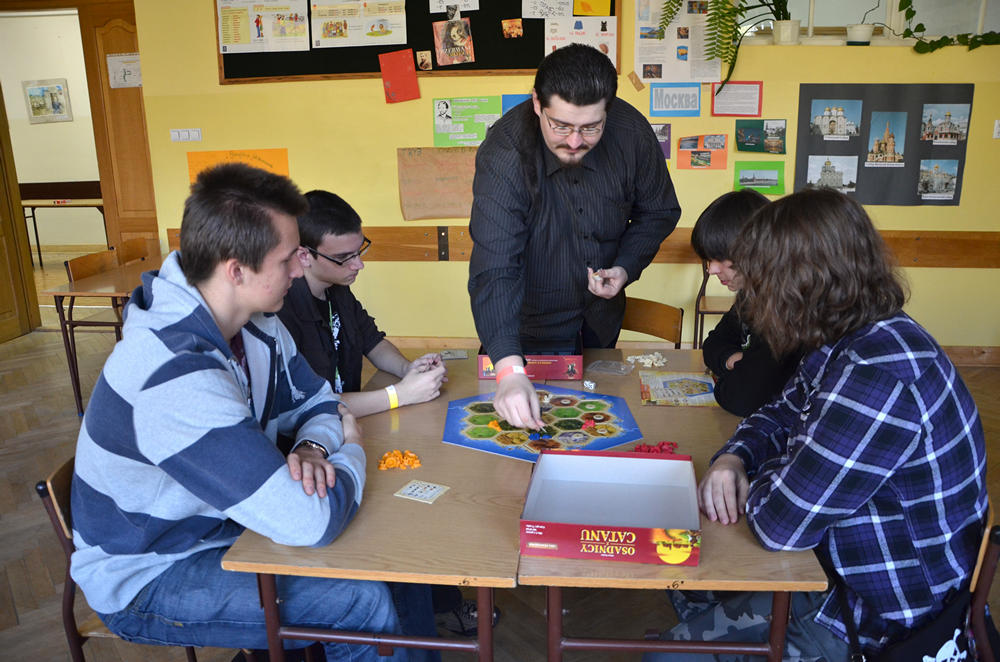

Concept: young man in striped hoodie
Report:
left=70, top=163, right=414, bottom=660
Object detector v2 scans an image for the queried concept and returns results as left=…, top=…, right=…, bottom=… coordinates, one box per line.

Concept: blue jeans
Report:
left=100, top=547, right=427, bottom=661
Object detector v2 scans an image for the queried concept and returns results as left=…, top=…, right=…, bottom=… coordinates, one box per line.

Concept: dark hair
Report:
left=297, top=190, right=363, bottom=249
left=732, top=187, right=906, bottom=358
left=180, top=163, right=306, bottom=285
left=690, top=189, right=769, bottom=262
left=533, top=43, right=617, bottom=109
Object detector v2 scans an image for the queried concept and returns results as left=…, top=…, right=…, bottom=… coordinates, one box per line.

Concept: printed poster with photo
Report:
left=734, top=160, right=784, bottom=195
left=735, top=119, right=786, bottom=154
left=649, top=122, right=671, bottom=159
left=433, top=18, right=475, bottom=66
left=795, top=83, right=973, bottom=205
left=634, top=0, right=719, bottom=83
left=433, top=96, right=501, bottom=147
left=676, top=134, right=727, bottom=170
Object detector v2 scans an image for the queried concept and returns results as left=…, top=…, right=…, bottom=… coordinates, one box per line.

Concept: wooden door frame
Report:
left=0, top=0, right=145, bottom=251
left=0, top=84, right=41, bottom=335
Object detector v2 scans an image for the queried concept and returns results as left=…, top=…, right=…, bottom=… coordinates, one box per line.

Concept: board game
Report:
left=442, top=383, right=642, bottom=462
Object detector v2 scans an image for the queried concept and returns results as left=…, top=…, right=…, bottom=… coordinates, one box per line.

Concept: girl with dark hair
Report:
left=691, top=189, right=799, bottom=416
left=647, top=187, right=988, bottom=660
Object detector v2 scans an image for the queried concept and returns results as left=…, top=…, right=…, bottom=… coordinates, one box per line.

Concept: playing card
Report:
left=439, top=349, right=468, bottom=360
left=394, top=480, right=450, bottom=504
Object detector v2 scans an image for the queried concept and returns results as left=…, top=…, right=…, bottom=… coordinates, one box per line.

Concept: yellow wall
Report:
left=134, top=0, right=1000, bottom=347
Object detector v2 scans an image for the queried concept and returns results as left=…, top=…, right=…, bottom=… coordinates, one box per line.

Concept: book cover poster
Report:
left=433, top=18, right=475, bottom=66
left=378, top=48, right=419, bottom=104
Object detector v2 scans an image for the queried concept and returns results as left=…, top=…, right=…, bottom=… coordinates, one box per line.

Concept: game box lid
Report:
left=520, top=450, right=702, bottom=565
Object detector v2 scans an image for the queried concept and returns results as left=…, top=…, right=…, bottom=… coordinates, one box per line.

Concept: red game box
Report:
left=477, top=343, right=582, bottom=381
left=519, top=450, right=701, bottom=566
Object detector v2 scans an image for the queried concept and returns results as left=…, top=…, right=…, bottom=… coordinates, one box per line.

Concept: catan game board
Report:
left=442, top=384, right=642, bottom=462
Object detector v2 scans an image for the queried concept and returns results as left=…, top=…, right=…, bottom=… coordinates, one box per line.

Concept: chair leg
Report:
left=185, top=646, right=198, bottom=661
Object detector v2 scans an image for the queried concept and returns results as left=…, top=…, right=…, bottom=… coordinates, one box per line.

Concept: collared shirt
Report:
left=716, top=313, right=988, bottom=653
left=468, top=98, right=681, bottom=362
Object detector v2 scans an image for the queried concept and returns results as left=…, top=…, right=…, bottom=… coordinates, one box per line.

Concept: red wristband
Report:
left=496, top=365, right=526, bottom=382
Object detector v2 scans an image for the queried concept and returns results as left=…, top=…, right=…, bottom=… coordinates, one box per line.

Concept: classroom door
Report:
left=77, top=2, right=157, bottom=250
left=0, top=86, right=41, bottom=342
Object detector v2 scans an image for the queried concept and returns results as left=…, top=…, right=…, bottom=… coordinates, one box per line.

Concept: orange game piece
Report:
left=378, top=449, right=422, bottom=470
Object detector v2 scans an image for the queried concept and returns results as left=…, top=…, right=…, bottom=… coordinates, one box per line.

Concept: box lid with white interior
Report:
left=520, top=450, right=702, bottom=566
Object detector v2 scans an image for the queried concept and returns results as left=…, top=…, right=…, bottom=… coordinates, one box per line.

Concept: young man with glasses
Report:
left=469, top=44, right=682, bottom=429
left=279, top=190, right=447, bottom=418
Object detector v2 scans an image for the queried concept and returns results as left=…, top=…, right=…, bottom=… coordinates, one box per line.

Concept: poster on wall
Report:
left=734, top=160, right=784, bottom=195
left=795, top=83, right=973, bottom=205
left=633, top=0, right=719, bottom=83
left=217, top=0, right=310, bottom=53
left=310, top=1, right=407, bottom=48
left=22, top=79, right=72, bottom=124
left=544, top=16, right=617, bottom=64
left=106, top=53, right=142, bottom=88
left=433, top=97, right=502, bottom=147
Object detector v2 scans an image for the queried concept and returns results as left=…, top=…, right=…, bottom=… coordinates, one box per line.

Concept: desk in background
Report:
left=41, top=256, right=161, bottom=416
left=19, top=180, right=106, bottom=268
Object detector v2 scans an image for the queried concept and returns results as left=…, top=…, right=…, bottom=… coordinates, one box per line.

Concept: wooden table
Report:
left=222, top=357, right=532, bottom=661
left=40, top=256, right=161, bottom=415
left=21, top=197, right=106, bottom=268
left=521, top=349, right=829, bottom=662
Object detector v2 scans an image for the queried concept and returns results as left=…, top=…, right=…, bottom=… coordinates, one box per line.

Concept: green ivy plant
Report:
left=898, top=0, right=1000, bottom=53
left=659, top=0, right=791, bottom=89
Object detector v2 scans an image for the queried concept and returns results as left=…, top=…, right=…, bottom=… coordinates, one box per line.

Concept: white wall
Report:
left=0, top=10, right=105, bottom=247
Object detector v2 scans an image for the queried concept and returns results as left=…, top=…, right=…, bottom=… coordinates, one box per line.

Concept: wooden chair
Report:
left=693, top=261, right=735, bottom=350
left=115, top=237, right=151, bottom=265
left=620, top=297, right=683, bottom=349
left=63, top=250, right=126, bottom=344
left=35, top=458, right=199, bottom=662
left=167, top=227, right=181, bottom=252
left=970, top=507, right=999, bottom=661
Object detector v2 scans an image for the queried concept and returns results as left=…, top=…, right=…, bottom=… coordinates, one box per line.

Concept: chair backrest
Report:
left=167, top=227, right=181, bottom=252
left=116, top=237, right=150, bottom=265
left=970, top=506, right=998, bottom=662
left=621, top=297, right=683, bottom=348
left=64, top=250, right=117, bottom=283
left=36, top=457, right=75, bottom=560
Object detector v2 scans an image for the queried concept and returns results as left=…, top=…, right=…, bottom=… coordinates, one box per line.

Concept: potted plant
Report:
left=897, top=0, right=1000, bottom=53
left=659, top=0, right=795, bottom=88
left=846, top=0, right=881, bottom=45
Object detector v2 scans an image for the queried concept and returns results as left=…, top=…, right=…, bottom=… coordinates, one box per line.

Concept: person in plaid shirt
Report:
left=646, top=187, right=988, bottom=661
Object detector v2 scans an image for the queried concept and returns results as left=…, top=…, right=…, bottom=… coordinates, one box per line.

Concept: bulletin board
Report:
left=217, top=2, right=621, bottom=83
left=794, top=83, right=973, bottom=206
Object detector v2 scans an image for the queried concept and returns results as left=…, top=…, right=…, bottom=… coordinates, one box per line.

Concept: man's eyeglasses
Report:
left=542, top=110, right=605, bottom=137
left=306, top=237, right=372, bottom=266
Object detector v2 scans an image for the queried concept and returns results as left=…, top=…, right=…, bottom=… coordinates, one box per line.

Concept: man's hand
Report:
left=725, top=351, right=744, bottom=371
left=587, top=266, right=628, bottom=299
left=287, top=445, right=336, bottom=498
left=697, top=453, right=749, bottom=525
left=397, top=357, right=447, bottom=406
left=494, top=373, right=544, bottom=430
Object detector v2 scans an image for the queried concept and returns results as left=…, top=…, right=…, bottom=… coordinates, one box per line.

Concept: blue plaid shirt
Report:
left=716, top=313, right=988, bottom=652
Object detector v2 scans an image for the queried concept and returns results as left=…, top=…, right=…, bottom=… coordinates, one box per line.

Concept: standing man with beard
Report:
left=468, top=44, right=681, bottom=429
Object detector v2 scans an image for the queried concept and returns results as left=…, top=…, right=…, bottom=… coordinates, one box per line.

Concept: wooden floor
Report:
left=2, top=249, right=998, bottom=661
